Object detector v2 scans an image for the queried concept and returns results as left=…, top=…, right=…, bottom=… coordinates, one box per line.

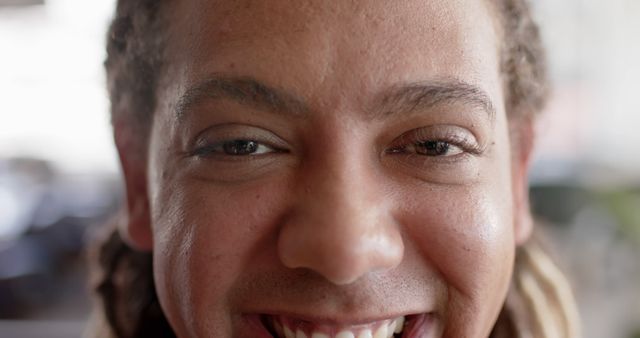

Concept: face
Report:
left=118, top=0, right=534, bottom=337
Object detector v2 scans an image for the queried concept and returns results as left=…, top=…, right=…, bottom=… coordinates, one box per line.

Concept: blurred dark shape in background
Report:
left=0, top=157, right=120, bottom=324
left=531, top=179, right=640, bottom=338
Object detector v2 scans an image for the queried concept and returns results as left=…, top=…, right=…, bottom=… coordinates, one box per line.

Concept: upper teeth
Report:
left=274, top=316, right=405, bottom=338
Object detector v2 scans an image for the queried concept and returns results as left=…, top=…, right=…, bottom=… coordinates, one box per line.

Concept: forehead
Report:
left=164, top=0, right=502, bottom=112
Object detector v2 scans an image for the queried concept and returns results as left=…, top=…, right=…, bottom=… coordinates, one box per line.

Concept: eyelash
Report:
left=387, top=129, right=483, bottom=157
left=191, top=139, right=281, bottom=158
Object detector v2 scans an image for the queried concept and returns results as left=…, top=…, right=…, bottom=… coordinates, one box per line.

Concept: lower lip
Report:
left=241, top=313, right=435, bottom=338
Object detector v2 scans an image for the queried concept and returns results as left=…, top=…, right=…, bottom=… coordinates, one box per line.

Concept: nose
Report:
left=277, top=154, right=404, bottom=285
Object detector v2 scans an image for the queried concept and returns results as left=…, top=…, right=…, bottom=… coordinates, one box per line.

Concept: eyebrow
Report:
left=373, top=80, right=496, bottom=122
left=175, top=75, right=495, bottom=123
left=175, top=75, right=308, bottom=120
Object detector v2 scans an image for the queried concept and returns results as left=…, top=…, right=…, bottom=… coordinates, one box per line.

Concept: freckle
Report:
left=255, top=194, right=261, bottom=200
left=229, top=62, right=235, bottom=69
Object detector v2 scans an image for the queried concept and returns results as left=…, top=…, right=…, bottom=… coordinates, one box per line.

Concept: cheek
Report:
left=151, top=175, right=287, bottom=336
left=398, top=183, right=515, bottom=333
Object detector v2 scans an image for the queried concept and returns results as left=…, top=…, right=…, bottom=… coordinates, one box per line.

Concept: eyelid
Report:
left=390, top=125, right=485, bottom=155
left=189, top=124, right=288, bottom=156
left=192, top=140, right=278, bottom=158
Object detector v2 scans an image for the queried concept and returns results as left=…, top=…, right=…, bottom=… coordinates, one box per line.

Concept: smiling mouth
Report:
left=261, top=313, right=429, bottom=338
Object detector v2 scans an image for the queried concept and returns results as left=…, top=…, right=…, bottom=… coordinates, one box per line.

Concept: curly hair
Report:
left=91, top=1, right=578, bottom=337
left=104, top=0, right=166, bottom=145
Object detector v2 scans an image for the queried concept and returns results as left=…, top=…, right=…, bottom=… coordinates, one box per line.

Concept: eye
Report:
left=194, top=139, right=278, bottom=157
left=386, top=126, right=482, bottom=158
left=410, top=140, right=463, bottom=157
left=220, top=140, right=272, bottom=155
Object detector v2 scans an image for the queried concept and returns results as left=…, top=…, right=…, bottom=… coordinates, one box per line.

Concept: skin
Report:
left=116, top=0, right=535, bottom=337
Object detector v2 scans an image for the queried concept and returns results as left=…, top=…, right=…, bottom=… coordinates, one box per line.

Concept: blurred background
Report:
left=0, top=0, right=638, bottom=337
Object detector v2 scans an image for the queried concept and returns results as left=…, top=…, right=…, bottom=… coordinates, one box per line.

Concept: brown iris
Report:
left=415, top=141, right=450, bottom=156
left=222, top=140, right=259, bottom=155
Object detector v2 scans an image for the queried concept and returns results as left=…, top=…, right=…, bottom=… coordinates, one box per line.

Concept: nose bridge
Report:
left=310, top=146, right=370, bottom=212
left=277, top=144, right=404, bottom=285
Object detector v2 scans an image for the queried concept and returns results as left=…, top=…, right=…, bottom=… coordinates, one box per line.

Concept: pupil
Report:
left=223, top=140, right=258, bottom=155
left=417, top=141, right=450, bottom=156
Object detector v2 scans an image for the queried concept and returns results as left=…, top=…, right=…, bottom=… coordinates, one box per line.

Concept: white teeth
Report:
left=335, top=331, right=355, bottom=338
left=357, top=329, right=373, bottom=338
left=277, top=316, right=406, bottom=338
left=387, top=321, right=396, bottom=335
left=284, top=326, right=295, bottom=338
left=394, top=317, right=405, bottom=334
left=373, top=325, right=388, bottom=338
